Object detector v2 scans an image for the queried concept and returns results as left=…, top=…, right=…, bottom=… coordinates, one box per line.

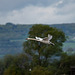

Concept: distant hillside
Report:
left=0, top=23, right=75, bottom=57
left=50, top=23, right=75, bottom=36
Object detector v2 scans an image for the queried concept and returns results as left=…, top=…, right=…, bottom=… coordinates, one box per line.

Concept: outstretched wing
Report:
left=48, top=34, right=52, bottom=41
left=43, top=37, right=48, bottom=41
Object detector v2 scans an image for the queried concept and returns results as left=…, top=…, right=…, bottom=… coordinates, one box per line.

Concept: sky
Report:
left=0, top=0, right=75, bottom=24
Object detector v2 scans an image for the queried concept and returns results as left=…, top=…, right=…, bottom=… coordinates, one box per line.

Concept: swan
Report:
left=27, top=34, right=54, bottom=45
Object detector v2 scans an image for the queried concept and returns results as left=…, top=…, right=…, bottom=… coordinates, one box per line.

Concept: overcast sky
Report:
left=0, top=0, right=75, bottom=24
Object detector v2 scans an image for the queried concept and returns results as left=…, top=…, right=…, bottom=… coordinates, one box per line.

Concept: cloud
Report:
left=55, top=0, right=64, bottom=6
left=0, top=0, right=58, bottom=11
left=0, top=5, right=57, bottom=24
left=0, top=0, right=75, bottom=24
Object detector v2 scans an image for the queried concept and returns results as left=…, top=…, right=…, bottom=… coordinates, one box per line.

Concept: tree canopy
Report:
left=23, top=24, right=66, bottom=67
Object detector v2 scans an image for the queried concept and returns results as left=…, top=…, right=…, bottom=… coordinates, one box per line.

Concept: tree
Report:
left=13, top=53, right=30, bottom=72
left=3, top=65, right=22, bottom=75
left=3, top=55, right=14, bottom=69
left=3, top=53, right=30, bottom=75
left=0, top=59, right=4, bottom=75
left=23, top=24, right=66, bottom=67
left=31, top=66, right=51, bottom=75
left=54, top=52, right=75, bottom=75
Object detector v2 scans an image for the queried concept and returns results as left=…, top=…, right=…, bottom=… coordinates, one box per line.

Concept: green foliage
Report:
left=2, top=53, right=30, bottom=75
left=31, top=66, right=51, bottom=75
left=13, top=53, right=30, bottom=70
left=4, top=65, right=22, bottom=75
left=54, top=53, right=75, bottom=75
left=0, top=59, right=4, bottom=75
left=3, top=64, right=30, bottom=75
left=23, top=24, right=66, bottom=67
left=3, top=55, right=14, bottom=69
left=2, top=52, right=75, bottom=75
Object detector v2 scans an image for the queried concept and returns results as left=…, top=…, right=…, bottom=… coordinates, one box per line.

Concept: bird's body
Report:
left=27, top=34, right=54, bottom=45
left=35, top=37, right=43, bottom=41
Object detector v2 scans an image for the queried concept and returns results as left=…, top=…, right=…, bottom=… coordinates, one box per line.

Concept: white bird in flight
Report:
left=27, top=34, right=55, bottom=45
